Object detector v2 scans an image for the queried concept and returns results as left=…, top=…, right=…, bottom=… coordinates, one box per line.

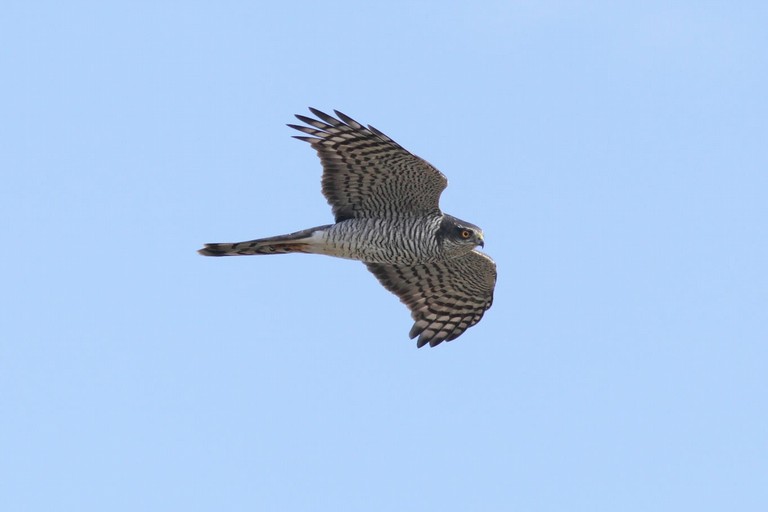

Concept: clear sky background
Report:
left=2, top=1, right=767, bottom=511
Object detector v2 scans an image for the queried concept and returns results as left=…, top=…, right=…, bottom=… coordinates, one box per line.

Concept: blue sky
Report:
left=2, top=1, right=767, bottom=511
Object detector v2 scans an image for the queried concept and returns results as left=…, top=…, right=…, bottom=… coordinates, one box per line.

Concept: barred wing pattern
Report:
left=366, top=251, right=497, bottom=347
left=289, top=108, right=448, bottom=222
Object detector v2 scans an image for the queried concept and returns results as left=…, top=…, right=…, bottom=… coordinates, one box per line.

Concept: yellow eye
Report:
left=460, top=230, right=471, bottom=239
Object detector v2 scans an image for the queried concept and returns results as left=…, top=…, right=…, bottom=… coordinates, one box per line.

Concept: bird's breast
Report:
left=316, top=217, right=444, bottom=265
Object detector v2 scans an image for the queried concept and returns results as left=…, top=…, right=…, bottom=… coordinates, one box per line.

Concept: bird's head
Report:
left=439, top=215, right=485, bottom=256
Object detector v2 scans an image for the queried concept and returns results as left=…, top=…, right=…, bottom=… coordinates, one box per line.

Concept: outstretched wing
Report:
left=366, top=251, right=497, bottom=348
left=289, top=108, right=448, bottom=222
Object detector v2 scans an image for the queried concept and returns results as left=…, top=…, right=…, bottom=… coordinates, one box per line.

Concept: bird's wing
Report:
left=365, top=251, right=497, bottom=347
left=289, top=108, right=448, bottom=222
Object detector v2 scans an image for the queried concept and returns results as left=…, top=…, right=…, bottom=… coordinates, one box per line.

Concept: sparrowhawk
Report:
left=199, top=108, right=497, bottom=347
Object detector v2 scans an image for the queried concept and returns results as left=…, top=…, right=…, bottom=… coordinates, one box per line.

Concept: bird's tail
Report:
left=198, top=225, right=332, bottom=256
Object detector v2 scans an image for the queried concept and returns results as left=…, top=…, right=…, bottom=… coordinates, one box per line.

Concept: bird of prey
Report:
left=199, top=108, right=496, bottom=347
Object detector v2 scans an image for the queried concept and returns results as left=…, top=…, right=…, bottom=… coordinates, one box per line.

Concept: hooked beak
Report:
left=476, top=233, right=485, bottom=248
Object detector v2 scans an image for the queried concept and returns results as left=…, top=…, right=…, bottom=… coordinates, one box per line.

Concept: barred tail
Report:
left=198, top=225, right=331, bottom=256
